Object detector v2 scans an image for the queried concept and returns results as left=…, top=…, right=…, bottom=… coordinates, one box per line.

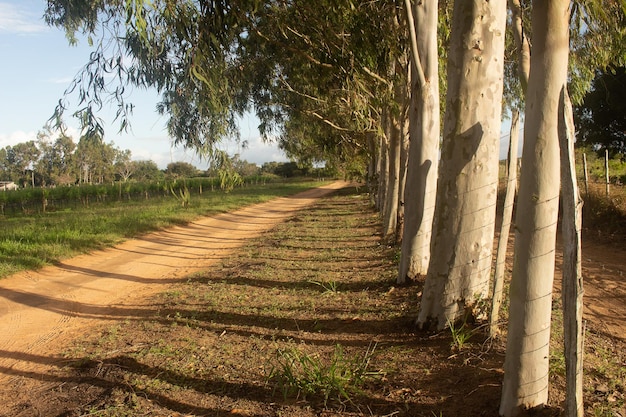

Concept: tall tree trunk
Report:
left=383, top=110, right=401, bottom=237
left=500, top=1, right=570, bottom=414
left=489, top=0, right=531, bottom=338
left=398, top=0, right=440, bottom=283
left=490, top=109, right=520, bottom=336
left=367, top=132, right=379, bottom=206
left=559, top=88, right=584, bottom=417
left=383, top=60, right=408, bottom=238
left=377, top=129, right=389, bottom=212
left=397, top=70, right=411, bottom=245
left=416, top=0, right=506, bottom=328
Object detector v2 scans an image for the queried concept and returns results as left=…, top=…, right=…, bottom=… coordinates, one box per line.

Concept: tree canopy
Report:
left=574, top=66, right=626, bottom=155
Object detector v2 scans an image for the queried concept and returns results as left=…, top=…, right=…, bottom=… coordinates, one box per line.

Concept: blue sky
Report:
left=0, top=1, right=287, bottom=169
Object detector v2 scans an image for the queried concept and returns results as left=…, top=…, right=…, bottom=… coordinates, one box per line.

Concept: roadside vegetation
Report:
left=3, top=185, right=622, bottom=417
left=0, top=179, right=330, bottom=279
left=575, top=150, right=626, bottom=243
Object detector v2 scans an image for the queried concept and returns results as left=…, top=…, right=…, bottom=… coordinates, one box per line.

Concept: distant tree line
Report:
left=0, top=129, right=329, bottom=189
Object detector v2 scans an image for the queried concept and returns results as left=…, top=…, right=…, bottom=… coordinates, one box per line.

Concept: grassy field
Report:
left=1, top=185, right=623, bottom=416
left=0, top=180, right=328, bottom=278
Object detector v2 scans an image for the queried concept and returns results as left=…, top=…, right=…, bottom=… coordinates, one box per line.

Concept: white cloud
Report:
left=0, top=126, right=84, bottom=149
left=0, top=3, right=48, bottom=34
left=0, top=130, right=37, bottom=147
left=240, top=136, right=289, bottom=165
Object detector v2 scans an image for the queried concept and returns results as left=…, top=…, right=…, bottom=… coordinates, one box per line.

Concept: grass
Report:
left=548, top=298, right=626, bottom=416
left=309, top=279, right=340, bottom=294
left=447, top=318, right=478, bottom=351
left=268, top=343, right=378, bottom=405
left=0, top=180, right=327, bottom=279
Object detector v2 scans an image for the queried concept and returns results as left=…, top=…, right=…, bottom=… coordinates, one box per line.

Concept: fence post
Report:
left=605, top=149, right=610, bottom=197
left=582, top=153, right=589, bottom=197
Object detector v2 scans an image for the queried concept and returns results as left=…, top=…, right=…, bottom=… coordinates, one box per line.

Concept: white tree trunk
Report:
left=397, top=73, right=411, bottom=244
left=383, top=109, right=401, bottom=237
left=490, top=0, right=530, bottom=337
left=367, top=133, right=378, bottom=206
left=384, top=56, right=409, bottom=238
left=417, top=0, right=506, bottom=328
left=604, top=149, right=610, bottom=196
left=500, top=1, right=570, bottom=414
left=377, top=128, right=389, bottom=212
left=398, top=0, right=440, bottom=283
left=490, top=110, right=520, bottom=337
left=559, top=87, right=584, bottom=417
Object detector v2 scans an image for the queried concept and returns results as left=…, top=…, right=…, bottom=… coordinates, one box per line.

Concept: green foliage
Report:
left=132, top=160, right=164, bottom=182
left=165, top=162, right=199, bottom=179
left=447, top=318, right=478, bottom=351
left=569, top=0, right=626, bottom=105
left=574, top=66, right=626, bottom=154
left=169, top=180, right=191, bottom=208
left=309, top=280, right=340, bottom=294
left=268, top=343, right=377, bottom=405
left=218, top=169, right=243, bottom=192
left=577, top=149, right=626, bottom=184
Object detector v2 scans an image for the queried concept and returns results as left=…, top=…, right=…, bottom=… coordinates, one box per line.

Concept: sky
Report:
left=0, top=1, right=288, bottom=169
left=0, top=1, right=519, bottom=171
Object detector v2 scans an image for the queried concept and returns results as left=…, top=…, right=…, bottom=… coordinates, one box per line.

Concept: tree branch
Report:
left=403, top=0, right=426, bottom=89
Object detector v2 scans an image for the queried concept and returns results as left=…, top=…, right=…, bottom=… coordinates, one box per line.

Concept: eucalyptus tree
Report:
left=490, top=0, right=530, bottom=336
left=416, top=0, right=507, bottom=329
left=7, top=141, right=41, bottom=187
left=500, top=1, right=571, bottom=414
left=36, top=128, right=77, bottom=186
left=398, top=0, right=441, bottom=282
left=132, top=160, right=164, bottom=182
left=73, top=135, right=117, bottom=184
left=45, top=0, right=405, bottom=198
left=114, top=148, right=134, bottom=182
left=496, top=2, right=626, bottom=413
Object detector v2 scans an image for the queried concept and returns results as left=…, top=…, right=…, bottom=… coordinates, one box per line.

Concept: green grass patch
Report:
left=0, top=181, right=327, bottom=279
left=268, top=343, right=378, bottom=405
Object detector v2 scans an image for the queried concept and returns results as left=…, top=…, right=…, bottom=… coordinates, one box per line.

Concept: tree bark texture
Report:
left=398, top=0, right=440, bottom=282
left=559, top=88, right=584, bottom=417
left=500, top=1, right=570, bottom=415
left=367, top=133, right=378, bottom=206
left=377, top=127, right=389, bottom=213
left=417, top=0, right=506, bottom=328
left=383, top=109, right=401, bottom=237
left=397, top=76, right=411, bottom=245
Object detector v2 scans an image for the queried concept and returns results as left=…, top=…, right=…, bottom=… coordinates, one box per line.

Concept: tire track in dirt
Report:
left=0, top=182, right=348, bottom=384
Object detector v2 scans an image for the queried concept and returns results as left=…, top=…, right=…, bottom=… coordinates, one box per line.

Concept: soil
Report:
left=0, top=181, right=624, bottom=417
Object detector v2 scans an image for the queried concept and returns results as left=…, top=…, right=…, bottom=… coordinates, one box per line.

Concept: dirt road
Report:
left=0, top=181, right=348, bottom=383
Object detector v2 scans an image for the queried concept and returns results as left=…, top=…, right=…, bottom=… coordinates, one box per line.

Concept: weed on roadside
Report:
left=268, top=343, right=379, bottom=406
